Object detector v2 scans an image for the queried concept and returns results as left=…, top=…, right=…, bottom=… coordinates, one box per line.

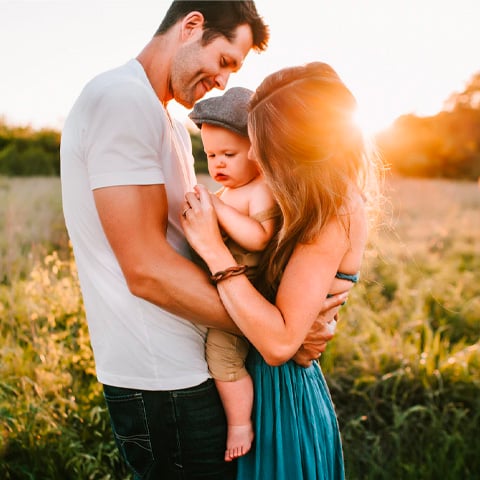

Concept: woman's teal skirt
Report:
left=237, top=348, right=345, bottom=480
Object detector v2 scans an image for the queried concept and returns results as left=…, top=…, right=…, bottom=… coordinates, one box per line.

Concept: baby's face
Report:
left=201, top=123, right=259, bottom=188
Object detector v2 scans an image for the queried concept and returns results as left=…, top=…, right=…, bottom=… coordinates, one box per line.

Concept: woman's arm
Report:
left=182, top=185, right=352, bottom=365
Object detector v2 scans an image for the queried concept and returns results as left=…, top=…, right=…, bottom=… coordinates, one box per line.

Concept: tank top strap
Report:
left=335, top=271, right=360, bottom=283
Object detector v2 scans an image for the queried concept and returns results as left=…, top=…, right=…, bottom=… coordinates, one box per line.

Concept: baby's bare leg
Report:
left=215, top=375, right=254, bottom=462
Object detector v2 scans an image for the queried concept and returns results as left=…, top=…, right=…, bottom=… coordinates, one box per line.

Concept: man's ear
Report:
left=180, top=11, right=205, bottom=40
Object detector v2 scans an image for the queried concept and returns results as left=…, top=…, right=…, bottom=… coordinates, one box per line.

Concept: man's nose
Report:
left=214, top=72, right=229, bottom=90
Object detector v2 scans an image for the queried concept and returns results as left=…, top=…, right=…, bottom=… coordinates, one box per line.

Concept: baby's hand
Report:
left=209, top=191, right=224, bottom=212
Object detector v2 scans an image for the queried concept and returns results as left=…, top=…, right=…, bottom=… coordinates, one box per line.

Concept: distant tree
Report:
left=444, top=72, right=480, bottom=111
left=0, top=121, right=60, bottom=176
left=0, top=144, right=20, bottom=175
left=376, top=72, right=480, bottom=181
left=0, top=120, right=211, bottom=177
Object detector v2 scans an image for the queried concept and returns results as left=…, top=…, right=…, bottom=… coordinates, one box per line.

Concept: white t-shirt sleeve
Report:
left=86, top=81, right=166, bottom=189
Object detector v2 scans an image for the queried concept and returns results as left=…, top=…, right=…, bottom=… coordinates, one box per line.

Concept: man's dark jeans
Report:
left=103, top=379, right=236, bottom=479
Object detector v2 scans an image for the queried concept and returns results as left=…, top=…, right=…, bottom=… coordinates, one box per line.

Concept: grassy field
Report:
left=0, top=174, right=479, bottom=479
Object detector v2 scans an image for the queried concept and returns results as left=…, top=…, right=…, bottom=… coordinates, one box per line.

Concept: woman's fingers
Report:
left=292, top=292, right=348, bottom=367
left=184, top=185, right=214, bottom=216
left=322, top=291, right=349, bottom=311
left=185, top=191, right=200, bottom=210
left=181, top=186, right=224, bottom=257
left=194, top=183, right=210, bottom=199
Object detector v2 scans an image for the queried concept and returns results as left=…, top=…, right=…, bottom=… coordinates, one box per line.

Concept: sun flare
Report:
left=352, top=105, right=392, bottom=139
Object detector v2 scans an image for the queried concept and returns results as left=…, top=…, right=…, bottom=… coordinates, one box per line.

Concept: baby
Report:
left=188, top=87, right=279, bottom=461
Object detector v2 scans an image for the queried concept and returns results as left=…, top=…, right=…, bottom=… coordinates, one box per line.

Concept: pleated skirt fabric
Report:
left=237, top=348, right=345, bottom=480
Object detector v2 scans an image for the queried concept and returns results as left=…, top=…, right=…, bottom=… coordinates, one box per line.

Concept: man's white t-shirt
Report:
left=60, top=59, right=209, bottom=390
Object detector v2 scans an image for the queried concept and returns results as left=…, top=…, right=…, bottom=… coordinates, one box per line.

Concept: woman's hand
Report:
left=292, top=292, right=348, bottom=367
left=181, top=184, right=226, bottom=261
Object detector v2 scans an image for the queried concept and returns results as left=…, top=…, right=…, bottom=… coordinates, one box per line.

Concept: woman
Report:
left=181, top=62, right=380, bottom=480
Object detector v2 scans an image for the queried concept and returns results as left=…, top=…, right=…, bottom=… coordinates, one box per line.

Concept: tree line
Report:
left=0, top=122, right=61, bottom=176
left=376, top=72, right=480, bottom=180
left=0, top=120, right=208, bottom=177
left=1, top=72, right=479, bottom=180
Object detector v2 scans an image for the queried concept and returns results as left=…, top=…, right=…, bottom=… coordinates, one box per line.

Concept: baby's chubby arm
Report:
left=209, top=183, right=276, bottom=252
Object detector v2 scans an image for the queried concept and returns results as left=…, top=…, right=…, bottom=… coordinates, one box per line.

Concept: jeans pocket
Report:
left=103, top=386, right=154, bottom=478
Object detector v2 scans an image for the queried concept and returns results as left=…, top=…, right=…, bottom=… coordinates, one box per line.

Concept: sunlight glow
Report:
left=1, top=1, right=480, bottom=131
left=352, top=105, right=392, bottom=138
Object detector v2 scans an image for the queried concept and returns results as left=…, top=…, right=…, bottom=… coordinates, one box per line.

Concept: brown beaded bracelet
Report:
left=210, top=264, right=248, bottom=284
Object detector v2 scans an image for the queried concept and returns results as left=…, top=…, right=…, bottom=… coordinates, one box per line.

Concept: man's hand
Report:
left=292, top=292, right=347, bottom=367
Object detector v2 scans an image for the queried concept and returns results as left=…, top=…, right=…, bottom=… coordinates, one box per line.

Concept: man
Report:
left=61, top=2, right=341, bottom=478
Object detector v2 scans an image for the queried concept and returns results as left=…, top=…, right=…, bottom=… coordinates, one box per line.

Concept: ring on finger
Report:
left=182, top=207, right=191, bottom=218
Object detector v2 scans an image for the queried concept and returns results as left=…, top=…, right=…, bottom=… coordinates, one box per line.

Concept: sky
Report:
left=1, top=0, right=480, bottom=135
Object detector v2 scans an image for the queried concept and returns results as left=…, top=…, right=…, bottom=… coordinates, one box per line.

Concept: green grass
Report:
left=0, top=176, right=68, bottom=284
left=323, top=176, right=480, bottom=479
left=0, top=175, right=479, bottom=479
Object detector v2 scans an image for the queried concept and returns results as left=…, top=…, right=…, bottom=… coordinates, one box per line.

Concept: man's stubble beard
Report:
left=171, top=44, right=202, bottom=109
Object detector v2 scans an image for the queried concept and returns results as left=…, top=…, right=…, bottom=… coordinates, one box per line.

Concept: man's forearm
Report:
left=126, top=247, right=241, bottom=334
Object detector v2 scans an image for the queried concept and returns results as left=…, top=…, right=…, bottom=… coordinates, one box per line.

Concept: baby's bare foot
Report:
left=225, top=423, right=254, bottom=462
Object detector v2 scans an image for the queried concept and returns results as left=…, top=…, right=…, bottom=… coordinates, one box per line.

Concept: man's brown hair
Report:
left=156, top=1, right=269, bottom=52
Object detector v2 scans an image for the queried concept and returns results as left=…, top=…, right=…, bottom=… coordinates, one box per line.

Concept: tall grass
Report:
left=0, top=175, right=479, bottom=479
left=0, top=177, right=127, bottom=478
left=0, top=177, right=69, bottom=283
left=323, top=177, right=480, bottom=479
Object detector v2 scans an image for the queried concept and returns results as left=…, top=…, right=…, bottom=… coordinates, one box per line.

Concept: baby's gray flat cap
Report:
left=188, top=87, right=254, bottom=137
